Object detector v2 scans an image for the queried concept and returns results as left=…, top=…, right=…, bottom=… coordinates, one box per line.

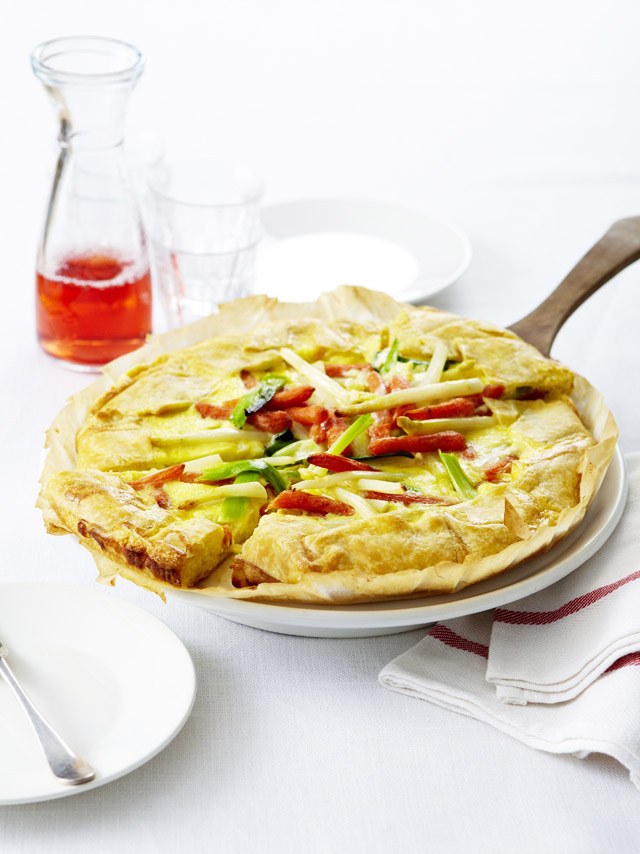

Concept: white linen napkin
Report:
left=380, top=452, right=640, bottom=787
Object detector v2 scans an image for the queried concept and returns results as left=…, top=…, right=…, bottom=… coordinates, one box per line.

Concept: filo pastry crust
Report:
left=38, top=287, right=618, bottom=604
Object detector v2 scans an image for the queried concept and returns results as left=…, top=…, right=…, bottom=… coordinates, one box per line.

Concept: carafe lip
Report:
left=31, top=36, right=144, bottom=87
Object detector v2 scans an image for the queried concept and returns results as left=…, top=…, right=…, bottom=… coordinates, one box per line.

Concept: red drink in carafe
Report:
left=36, top=252, right=152, bottom=366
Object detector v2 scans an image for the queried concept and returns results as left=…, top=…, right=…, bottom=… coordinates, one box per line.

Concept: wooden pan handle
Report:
left=508, top=216, right=640, bottom=356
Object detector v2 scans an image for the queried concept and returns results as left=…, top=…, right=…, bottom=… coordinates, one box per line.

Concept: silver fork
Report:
left=0, top=641, right=95, bottom=785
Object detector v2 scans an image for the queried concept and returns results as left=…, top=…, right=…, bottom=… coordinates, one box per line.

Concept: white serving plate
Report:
left=256, top=198, right=472, bottom=304
left=0, top=583, right=195, bottom=805
left=167, top=447, right=627, bottom=639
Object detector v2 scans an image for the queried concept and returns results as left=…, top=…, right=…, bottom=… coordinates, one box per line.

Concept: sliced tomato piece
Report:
left=405, top=397, right=476, bottom=420
left=268, top=490, right=354, bottom=516
left=324, top=362, right=371, bottom=377
left=369, top=431, right=467, bottom=455
left=307, top=453, right=377, bottom=472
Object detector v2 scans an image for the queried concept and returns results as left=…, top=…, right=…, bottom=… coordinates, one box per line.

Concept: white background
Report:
left=1, top=1, right=640, bottom=851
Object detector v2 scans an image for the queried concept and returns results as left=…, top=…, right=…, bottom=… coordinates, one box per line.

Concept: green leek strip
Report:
left=294, top=470, right=405, bottom=491
left=264, top=429, right=296, bottom=456
left=279, top=347, right=352, bottom=409
left=438, top=450, right=476, bottom=501
left=230, top=377, right=286, bottom=429
left=272, top=439, right=321, bottom=459
left=420, top=341, right=448, bottom=385
left=327, top=414, right=374, bottom=455
left=199, top=459, right=288, bottom=494
left=380, top=339, right=399, bottom=374
left=332, top=486, right=378, bottom=519
left=336, top=378, right=484, bottom=416
left=397, top=415, right=496, bottom=435
left=220, top=472, right=262, bottom=523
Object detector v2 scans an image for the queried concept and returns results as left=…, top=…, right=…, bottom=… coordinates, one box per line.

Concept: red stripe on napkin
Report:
left=494, top=569, right=640, bottom=626
left=605, top=652, right=640, bottom=673
left=429, top=625, right=489, bottom=659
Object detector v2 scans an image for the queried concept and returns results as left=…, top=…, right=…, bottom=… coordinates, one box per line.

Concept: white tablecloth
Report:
left=2, top=1, right=640, bottom=851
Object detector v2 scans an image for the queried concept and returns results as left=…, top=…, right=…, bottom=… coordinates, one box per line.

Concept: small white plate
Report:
left=256, top=199, right=472, bottom=304
left=0, top=583, right=195, bottom=805
left=168, top=447, right=627, bottom=639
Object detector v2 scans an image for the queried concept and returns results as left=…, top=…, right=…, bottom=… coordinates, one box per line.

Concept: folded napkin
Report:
left=380, top=452, right=640, bottom=787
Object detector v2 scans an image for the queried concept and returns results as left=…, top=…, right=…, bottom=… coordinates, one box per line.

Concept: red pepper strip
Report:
left=367, top=370, right=393, bottom=441
left=465, top=384, right=505, bottom=408
left=363, top=490, right=454, bottom=505
left=307, top=453, right=378, bottom=472
left=325, top=412, right=352, bottom=451
left=196, top=400, right=292, bottom=432
left=388, top=376, right=413, bottom=427
left=369, top=431, right=467, bottom=455
left=221, top=525, right=233, bottom=549
left=288, top=404, right=328, bottom=425
left=247, top=410, right=291, bottom=433
left=368, top=370, right=388, bottom=394
left=484, top=454, right=518, bottom=482
left=152, top=486, right=170, bottom=509
left=405, top=397, right=476, bottom=421
left=324, top=362, right=372, bottom=377
left=268, top=490, right=354, bottom=516
left=195, top=401, right=233, bottom=419
left=310, top=422, right=327, bottom=444
left=241, top=370, right=257, bottom=388
left=128, top=464, right=185, bottom=490
left=180, top=471, right=202, bottom=483
left=264, top=385, right=315, bottom=409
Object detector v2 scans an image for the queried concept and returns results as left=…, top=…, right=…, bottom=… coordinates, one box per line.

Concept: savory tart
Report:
left=39, top=287, right=617, bottom=604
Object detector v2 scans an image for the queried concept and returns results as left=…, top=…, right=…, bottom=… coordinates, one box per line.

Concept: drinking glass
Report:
left=148, top=160, right=264, bottom=328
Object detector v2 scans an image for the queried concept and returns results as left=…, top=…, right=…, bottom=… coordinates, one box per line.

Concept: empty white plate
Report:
left=256, top=198, right=472, bottom=303
left=0, top=583, right=195, bottom=805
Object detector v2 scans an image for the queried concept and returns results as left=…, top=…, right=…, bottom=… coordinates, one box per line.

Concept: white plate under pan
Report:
left=167, top=447, right=627, bottom=639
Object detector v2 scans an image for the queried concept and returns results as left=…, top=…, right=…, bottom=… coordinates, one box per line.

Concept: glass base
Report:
left=38, top=336, right=148, bottom=370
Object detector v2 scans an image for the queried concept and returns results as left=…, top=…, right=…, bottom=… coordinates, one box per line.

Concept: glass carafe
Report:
left=31, top=37, right=151, bottom=369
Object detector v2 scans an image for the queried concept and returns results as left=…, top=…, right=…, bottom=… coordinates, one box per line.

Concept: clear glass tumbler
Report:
left=148, top=160, right=264, bottom=328
left=31, top=37, right=151, bottom=369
